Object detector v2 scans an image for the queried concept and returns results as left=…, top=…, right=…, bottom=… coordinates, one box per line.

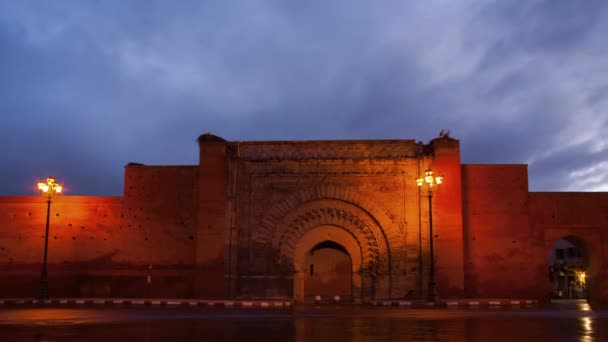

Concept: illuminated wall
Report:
left=0, top=166, right=198, bottom=298
left=0, top=133, right=606, bottom=303
left=461, top=164, right=546, bottom=299
left=529, top=192, right=608, bottom=303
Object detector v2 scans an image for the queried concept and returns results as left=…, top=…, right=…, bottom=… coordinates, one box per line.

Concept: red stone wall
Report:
left=0, top=165, right=198, bottom=299
left=123, top=165, right=199, bottom=297
left=232, top=140, right=418, bottom=299
left=529, top=192, right=608, bottom=304
left=1, top=135, right=606, bottom=303
left=429, top=138, right=465, bottom=298
left=194, top=139, right=229, bottom=299
left=461, top=164, right=547, bottom=299
left=123, top=165, right=199, bottom=266
left=0, top=196, right=123, bottom=297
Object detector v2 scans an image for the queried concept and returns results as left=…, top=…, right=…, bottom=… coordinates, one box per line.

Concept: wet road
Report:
left=0, top=301, right=607, bottom=341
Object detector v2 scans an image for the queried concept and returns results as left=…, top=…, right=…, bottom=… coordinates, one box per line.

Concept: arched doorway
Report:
left=292, top=225, right=363, bottom=303
left=304, top=240, right=352, bottom=302
left=261, top=197, right=406, bottom=300
left=547, top=236, right=596, bottom=302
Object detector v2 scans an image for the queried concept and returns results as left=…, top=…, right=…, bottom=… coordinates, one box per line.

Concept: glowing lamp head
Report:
left=416, top=169, right=444, bottom=189
left=37, top=177, right=63, bottom=196
left=37, top=183, right=49, bottom=192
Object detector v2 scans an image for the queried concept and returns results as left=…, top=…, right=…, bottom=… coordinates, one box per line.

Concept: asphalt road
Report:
left=0, top=304, right=607, bottom=341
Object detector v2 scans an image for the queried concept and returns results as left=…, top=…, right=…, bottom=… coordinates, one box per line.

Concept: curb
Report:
left=365, top=299, right=539, bottom=308
left=0, top=298, right=539, bottom=309
left=0, top=298, right=293, bottom=309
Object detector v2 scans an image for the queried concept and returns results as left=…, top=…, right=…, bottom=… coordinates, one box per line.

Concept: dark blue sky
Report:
left=1, top=1, right=607, bottom=195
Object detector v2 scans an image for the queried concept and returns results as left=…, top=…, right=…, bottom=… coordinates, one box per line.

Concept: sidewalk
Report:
left=0, top=298, right=540, bottom=309
left=0, top=298, right=293, bottom=309
left=365, top=299, right=540, bottom=308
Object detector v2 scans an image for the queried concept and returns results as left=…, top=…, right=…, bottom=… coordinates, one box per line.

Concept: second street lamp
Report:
left=416, top=169, right=443, bottom=302
left=37, top=177, right=63, bottom=300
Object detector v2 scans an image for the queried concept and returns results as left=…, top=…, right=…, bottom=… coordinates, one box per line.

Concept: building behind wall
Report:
left=548, top=238, right=587, bottom=299
left=0, top=133, right=607, bottom=303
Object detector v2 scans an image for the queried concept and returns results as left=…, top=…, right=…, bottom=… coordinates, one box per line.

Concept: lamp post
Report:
left=416, top=169, right=443, bottom=302
left=37, top=177, right=62, bottom=300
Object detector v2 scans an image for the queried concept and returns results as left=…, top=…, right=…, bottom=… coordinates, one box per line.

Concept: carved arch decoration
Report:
left=271, top=199, right=388, bottom=274
left=256, top=184, right=403, bottom=243
left=293, top=225, right=362, bottom=274
left=256, top=184, right=406, bottom=277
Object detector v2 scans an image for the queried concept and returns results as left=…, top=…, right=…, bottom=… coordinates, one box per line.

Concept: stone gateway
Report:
left=0, top=133, right=606, bottom=304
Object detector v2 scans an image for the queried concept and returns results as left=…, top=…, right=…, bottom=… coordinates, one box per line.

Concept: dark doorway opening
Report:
left=547, top=237, right=589, bottom=303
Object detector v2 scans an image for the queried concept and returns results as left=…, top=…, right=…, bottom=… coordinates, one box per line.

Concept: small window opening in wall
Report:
left=310, top=264, right=314, bottom=277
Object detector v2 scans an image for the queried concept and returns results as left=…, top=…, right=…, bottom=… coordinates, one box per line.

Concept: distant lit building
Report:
left=548, top=239, right=587, bottom=299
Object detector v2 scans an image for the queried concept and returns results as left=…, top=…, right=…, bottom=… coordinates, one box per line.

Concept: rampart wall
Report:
left=231, top=139, right=420, bottom=299
left=461, top=164, right=547, bottom=299
left=529, top=192, right=608, bottom=303
left=0, top=134, right=606, bottom=303
left=0, top=165, right=198, bottom=298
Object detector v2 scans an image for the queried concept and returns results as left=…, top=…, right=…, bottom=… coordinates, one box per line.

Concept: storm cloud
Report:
left=1, top=0, right=607, bottom=195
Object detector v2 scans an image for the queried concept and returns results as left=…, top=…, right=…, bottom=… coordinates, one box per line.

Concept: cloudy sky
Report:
left=1, top=1, right=607, bottom=195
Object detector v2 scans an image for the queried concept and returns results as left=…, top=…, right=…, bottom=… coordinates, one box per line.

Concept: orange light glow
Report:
left=416, top=169, right=444, bottom=189
left=578, top=272, right=586, bottom=284
left=37, top=177, right=63, bottom=197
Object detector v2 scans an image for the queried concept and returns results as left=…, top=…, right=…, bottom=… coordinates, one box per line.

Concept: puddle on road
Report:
left=0, top=305, right=607, bottom=341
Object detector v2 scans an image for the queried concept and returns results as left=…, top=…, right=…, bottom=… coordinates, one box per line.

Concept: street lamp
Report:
left=37, top=177, right=62, bottom=300
left=416, top=169, right=443, bottom=302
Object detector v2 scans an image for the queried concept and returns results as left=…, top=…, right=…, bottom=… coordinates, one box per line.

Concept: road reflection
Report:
left=0, top=303, right=606, bottom=341
left=579, top=316, right=594, bottom=342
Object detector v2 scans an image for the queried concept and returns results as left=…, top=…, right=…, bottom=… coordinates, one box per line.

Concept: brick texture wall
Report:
left=0, top=134, right=606, bottom=303
left=461, top=164, right=547, bottom=299
left=530, top=192, right=608, bottom=304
